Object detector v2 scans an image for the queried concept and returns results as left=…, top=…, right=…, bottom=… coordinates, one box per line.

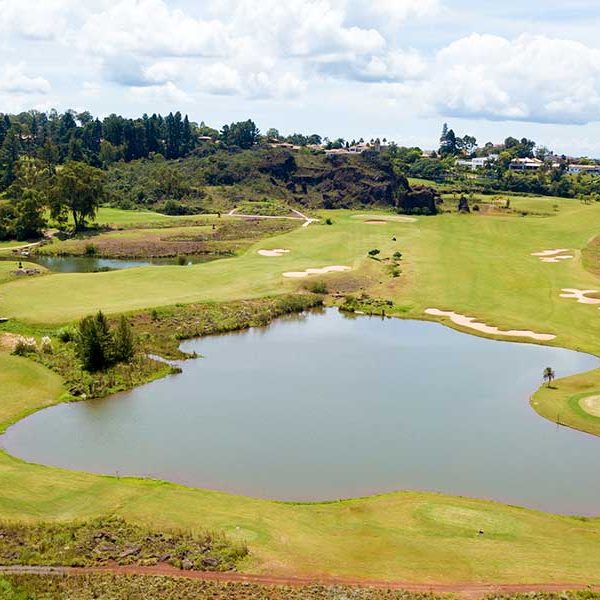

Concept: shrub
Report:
left=368, top=248, right=380, bottom=258
left=39, top=336, right=53, bottom=354
left=13, top=336, right=38, bottom=356
left=177, top=255, right=187, bottom=266
left=76, top=312, right=136, bottom=371
left=325, top=217, right=333, bottom=225
left=84, top=243, right=97, bottom=256
left=56, top=326, right=77, bottom=342
left=393, top=251, right=402, bottom=260
left=305, top=280, right=328, bottom=294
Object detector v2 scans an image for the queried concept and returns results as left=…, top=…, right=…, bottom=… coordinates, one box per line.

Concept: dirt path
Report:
left=227, top=208, right=318, bottom=227
left=0, top=242, right=41, bottom=253
left=1, top=565, right=598, bottom=599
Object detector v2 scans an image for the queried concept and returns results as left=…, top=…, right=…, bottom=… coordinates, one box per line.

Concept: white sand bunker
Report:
left=283, top=266, right=351, bottom=278
left=364, top=220, right=388, bottom=225
left=531, top=249, right=574, bottom=263
left=560, top=289, right=600, bottom=305
left=425, top=309, right=556, bottom=341
left=580, top=395, right=600, bottom=418
left=258, top=248, right=290, bottom=257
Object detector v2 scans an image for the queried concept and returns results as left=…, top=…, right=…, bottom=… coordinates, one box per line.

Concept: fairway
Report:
left=2, top=197, right=600, bottom=583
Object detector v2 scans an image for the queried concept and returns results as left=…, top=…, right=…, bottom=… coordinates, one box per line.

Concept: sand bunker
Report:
left=283, top=266, right=351, bottom=278
left=531, top=249, right=574, bottom=263
left=425, top=309, right=556, bottom=341
left=258, top=248, right=290, bottom=257
left=540, top=255, right=574, bottom=263
left=560, top=289, right=600, bottom=305
left=364, top=220, right=388, bottom=225
left=580, top=395, right=600, bottom=418
left=531, top=249, right=570, bottom=257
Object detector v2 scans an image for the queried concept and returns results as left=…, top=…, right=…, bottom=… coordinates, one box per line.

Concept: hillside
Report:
left=105, top=146, right=439, bottom=215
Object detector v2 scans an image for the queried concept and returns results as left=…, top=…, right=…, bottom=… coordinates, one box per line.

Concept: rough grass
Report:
left=0, top=575, right=447, bottom=600
left=0, top=516, right=247, bottom=571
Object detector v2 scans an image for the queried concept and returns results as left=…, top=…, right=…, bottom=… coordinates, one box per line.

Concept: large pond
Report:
left=2, top=309, right=599, bottom=515
left=0, top=254, right=215, bottom=273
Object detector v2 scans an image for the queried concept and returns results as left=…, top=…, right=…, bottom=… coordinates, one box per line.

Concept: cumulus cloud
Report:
left=198, top=63, right=306, bottom=99
left=80, top=0, right=230, bottom=58
left=0, top=64, right=51, bottom=94
left=428, top=34, right=600, bottom=124
left=0, top=0, right=91, bottom=40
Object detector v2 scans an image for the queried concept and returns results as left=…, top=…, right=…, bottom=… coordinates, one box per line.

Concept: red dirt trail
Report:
left=1, top=565, right=599, bottom=599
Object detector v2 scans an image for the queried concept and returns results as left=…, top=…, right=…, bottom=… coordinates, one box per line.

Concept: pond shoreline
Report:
left=3, top=308, right=599, bottom=515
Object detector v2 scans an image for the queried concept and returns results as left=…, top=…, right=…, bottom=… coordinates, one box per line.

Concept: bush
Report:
left=39, top=336, right=53, bottom=354
left=76, top=312, right=136, bottom=372
left=84, top=243, right=97, bottom=256
left=56, top=326, right=76, bottom=342
left=177, top=255, right=187, bottom=266
left=305, top=280, right=328, bottom=294
left=13, top=336, right=38, bottom=356
left=325, top=218, right=333, bottom=225
left=368, top=248, right=380, bottom=258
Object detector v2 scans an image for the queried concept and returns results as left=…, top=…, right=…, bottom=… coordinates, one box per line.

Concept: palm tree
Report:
left=543, top=367, right=555, bottom=387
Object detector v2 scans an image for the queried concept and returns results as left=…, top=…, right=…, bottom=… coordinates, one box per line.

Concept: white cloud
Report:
left=0, top=0, right=92, bottom=40
left=198, top=63, right=306, bottom=99
left=80, top=0, right=230, bottom=58
left=428, top=33, right=600, bottom=124
left=129, top=81, right=190, bottom=103
left=0, top=64, right=51, bottom=94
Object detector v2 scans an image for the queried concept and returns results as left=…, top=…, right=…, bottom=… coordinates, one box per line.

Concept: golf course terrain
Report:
left=1, top=195, right=600, bottom=585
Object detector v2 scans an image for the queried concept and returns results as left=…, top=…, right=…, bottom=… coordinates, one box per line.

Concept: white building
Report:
left=456, top=154, right=498, bottom=171
left=567, top=164, right=600, bottom=175
left=509, top=158, right=544, bottom=171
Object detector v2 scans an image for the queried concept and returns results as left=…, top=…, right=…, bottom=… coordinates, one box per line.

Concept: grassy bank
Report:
left=531, top=369, right=600, bottom=437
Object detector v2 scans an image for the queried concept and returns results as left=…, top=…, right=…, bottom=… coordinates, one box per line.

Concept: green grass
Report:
left=531, top=369, right=600, bottom=437
left=0, top=262, right=47, bottom=287
left=3, top=197, right=600, bottom=583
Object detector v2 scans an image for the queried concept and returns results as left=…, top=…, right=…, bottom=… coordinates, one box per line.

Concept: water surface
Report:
left=2, top=309, right=599, bottom=514
left=0, top=254, right=215, bottom=273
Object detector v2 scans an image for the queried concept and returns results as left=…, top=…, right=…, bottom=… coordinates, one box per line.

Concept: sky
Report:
left=1, top=0, right=600, bottom=156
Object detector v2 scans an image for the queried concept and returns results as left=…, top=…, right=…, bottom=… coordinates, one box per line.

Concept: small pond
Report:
left=0, top=254, right=216, bottom=273
left=2, top=309, right=599, bottom=514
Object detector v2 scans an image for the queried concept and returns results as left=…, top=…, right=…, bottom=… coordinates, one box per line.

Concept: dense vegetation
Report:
left=0, top=516, right=247, bottom=571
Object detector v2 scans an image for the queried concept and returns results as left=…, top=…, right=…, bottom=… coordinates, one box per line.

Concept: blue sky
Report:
left=1, top=0, right=600, bottom=155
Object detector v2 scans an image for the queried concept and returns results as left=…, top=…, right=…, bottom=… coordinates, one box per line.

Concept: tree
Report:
left=75, top=311, right=136, bottom=372
left=266, top=127, right=281, bottom=140
left=368, top=248, right=381, bottom=258
left=220, top=120, right=260, bottom=149
left=76, top=312, right=112, bottom=372
left=49, top=161, right=106, bottom=231
left=12, top=189, right=47, bottom=240
left=543, top=367, right=555, bottom=387
left=113, top=316, right=135, bottom=362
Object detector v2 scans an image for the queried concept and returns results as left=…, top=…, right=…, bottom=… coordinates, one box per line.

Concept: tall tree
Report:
left=49, top=161, right=106, bottom=231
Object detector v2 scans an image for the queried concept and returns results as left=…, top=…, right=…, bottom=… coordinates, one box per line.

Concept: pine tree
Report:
left=113, top=316, right=135, bottom=362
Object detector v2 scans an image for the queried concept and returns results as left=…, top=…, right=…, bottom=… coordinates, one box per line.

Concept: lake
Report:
left=0, top=254, right=216, bottom=273
left=2, top=309, right=599, bottom=515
